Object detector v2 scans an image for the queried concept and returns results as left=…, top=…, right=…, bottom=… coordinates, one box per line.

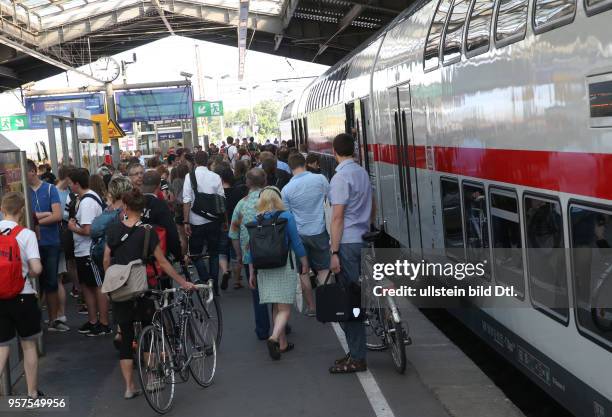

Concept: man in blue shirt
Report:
left=282, top=153, right=330, bottom=316
left=328, top=133, right=373, bottom=374
left=27, top=160, right=67, bottom=332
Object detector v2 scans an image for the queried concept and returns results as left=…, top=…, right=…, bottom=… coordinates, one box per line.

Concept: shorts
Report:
left=39, top=245, right=60, bottom=293
left=297, top=231, right=331, bottom=271
left=0, top=294, right=42, bottom=344
left=75, top=256, right=103, bottom=288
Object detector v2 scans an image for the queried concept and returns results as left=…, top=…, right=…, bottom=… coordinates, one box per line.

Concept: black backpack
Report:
left=189, top=171, right=225, bottom=221
left=245, top=211, right=292, bottom=270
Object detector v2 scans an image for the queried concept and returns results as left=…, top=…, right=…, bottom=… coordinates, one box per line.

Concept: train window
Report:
left=524, top=195, right=569, bottom=321
left=490, top=188, right=524, bottom=298
left=495, top=0, right=528, bottom=46
left=588, top=74, right=612, bottom=127
left=441, top=178, right=465, bottom=259
left=424, top=0, right=453, bottom=71
left=443, top=0, right=471, bottom=64
left=570, top=204, right=612, bottom=346
left=533, top=0, right=575, bottom=32
left=463, top=182, right=490, bottom=276
left=465, top=0, right=495, bottom=55
left=585, top=0, right=612, bottom=15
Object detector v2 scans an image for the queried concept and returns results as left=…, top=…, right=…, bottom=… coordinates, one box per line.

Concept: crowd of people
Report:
left=0, top=133, right=374, bottom=401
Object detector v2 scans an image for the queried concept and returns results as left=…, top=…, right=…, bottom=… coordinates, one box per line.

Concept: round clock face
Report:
left=92, top=56, right=120, bottom=82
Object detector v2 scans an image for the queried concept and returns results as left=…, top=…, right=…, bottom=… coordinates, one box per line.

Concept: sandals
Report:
left=335, top=353, right=350, bottom=365
left=233, top=281, right=244, bottom=289
left=329, top=358, right=367, bottom=374
left=267, top=339, right=281, bottom=360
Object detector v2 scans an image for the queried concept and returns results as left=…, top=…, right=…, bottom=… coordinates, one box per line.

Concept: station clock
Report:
left=92, top=56, right=121, bottom=83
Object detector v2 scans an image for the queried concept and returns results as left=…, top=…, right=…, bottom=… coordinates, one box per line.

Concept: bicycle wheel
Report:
left=184, top=314, right=217, bottom=387
left=383, top=310, right=407, bottom=374
left=365, top=308, right=387, bottom=351
left=137, top=325, right=176, bottom=414
left=193, top=290, right=223, bottom=347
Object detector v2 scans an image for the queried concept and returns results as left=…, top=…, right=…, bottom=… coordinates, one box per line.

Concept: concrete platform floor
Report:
left=11, top=286, right=525, bottom=417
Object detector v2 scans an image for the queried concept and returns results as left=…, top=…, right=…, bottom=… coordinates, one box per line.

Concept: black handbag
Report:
left=315, top=272, right=363, bottom=323
left=189, top=171, right=225, bottom=221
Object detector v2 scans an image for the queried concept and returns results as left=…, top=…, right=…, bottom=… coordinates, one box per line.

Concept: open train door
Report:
left=345, top=99, right=371, bottom=174
left=389, top=83, right=422, bottom=258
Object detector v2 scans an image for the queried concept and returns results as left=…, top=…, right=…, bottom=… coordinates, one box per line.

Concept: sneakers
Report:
left=86, top=323, right=113, bottom=337
left=304, top=309, right=316, bottom=318
left=48, top=320, right=70, bottom=332
left=124, top=389, right=142, bottom=400
left=78, top=321, right=97, bottom=334
left=69, top=288, right=80, bottom=298
left=78, top=305, right=88, bottom=315
left=44, top=315, right=67, bottom=325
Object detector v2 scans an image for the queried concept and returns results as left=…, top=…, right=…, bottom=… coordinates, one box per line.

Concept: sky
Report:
left=0, top=35, right=329, bottom=155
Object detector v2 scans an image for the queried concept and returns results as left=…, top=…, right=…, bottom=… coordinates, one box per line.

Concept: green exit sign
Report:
left=0, top=115, right=28, bottom=131
left=193, top=101, right=224, bottom=117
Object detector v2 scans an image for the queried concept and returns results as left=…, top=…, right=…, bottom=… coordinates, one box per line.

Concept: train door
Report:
left=298, top=119, right=305, bottom=149
left=345, top=100, right=371, bottom=172
left=389, top=83, right=422, bottom=258
left=302, top=117, right=308, bottom=151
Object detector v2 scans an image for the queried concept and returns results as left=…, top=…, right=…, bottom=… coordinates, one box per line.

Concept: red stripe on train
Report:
left=367, top=144, right=612, bottom=200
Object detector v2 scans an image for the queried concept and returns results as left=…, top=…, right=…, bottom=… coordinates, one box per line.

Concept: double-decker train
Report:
left=280, top=0, right=612, bottom=415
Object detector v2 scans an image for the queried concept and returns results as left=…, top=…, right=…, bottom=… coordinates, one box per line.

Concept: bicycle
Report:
left=180, top=253, right=223, bottom=348
left=136, top=283, right=217, bottom=414
left=361, top=230, right=411, bottom=374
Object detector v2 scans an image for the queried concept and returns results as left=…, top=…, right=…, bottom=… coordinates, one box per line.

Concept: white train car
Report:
left=283, top=0, right=612, bottom=415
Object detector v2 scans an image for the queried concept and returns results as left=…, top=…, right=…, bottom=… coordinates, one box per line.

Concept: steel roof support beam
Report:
left=0, top=34, right=105, bottom=83
left=274, top=0, right=299, bottom=51
left=152, top=0, right=175, bottom=35
left=38, top=1, right=281, bottom=48
left=313, top=3, right=366, bottom=61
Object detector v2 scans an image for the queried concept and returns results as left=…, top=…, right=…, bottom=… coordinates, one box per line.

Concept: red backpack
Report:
left=0, top=226, right=25, bottom=299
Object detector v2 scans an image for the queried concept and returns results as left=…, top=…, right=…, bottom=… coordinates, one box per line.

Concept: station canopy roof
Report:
left=0, top=0, right=412, bottom=91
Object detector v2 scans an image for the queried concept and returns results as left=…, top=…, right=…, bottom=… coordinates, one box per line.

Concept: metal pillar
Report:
left=188, top=85, right=197, bottom=149
left=106, top=82, right=120, bottom=166
left=47, top=115, right=59, bottom=175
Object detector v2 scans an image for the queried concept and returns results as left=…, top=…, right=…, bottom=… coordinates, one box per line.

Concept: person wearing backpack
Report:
left=141, top=171, right=181, bottom=264
left=91, top=176, right=133, bottom=274
left=182, top=151, right=225, bottom=295
left=0, top=192, right=44, bottom=399
left=103, top=188, right=195, bottom=399
left=247, top=186, right=308, bottom=360
left=67, top=168, right=110, bottom=337
left=26, top=160, right=66, bottom=332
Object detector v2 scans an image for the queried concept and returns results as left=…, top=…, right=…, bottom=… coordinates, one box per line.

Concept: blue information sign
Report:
left=158, top=132, right=183, bottom=141
left=115, top=87, right=193, bottom=123
left=25, top=94, right=105, bottom=129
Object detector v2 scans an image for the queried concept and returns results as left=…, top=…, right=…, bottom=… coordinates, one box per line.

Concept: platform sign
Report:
left=158, top=131, right=183, bottom=141
left=91, top=114, right=126, bottom=143
left=193, top=100, right=224, bottom=117
left=115, top=87, right=193, bottom=123
left=0, top=115, right=28, bottom=131
left=25, top=94, right=105, bottom=129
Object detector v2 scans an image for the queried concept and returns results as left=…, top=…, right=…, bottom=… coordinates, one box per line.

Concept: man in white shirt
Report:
left=183, top=151, right=225, bottom=295
left=226, top=136, right=238, bottom=168
left=67, top=168, right=109, bottom=337
left=0, top=192, right=43, bottom=399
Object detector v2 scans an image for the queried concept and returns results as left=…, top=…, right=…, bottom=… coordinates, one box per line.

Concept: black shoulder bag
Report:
left=189, top=171, right=226, bottom=221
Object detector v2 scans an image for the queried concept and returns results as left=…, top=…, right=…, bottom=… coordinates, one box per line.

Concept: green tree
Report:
left=253, top=99, right=281, bottom=139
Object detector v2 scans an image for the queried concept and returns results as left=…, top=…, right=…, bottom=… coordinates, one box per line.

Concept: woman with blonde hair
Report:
left=247, top=186, right=308, bottom=360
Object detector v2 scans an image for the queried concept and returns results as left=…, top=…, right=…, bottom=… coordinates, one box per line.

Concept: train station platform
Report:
left=11, top=289, right=525, bottom=417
